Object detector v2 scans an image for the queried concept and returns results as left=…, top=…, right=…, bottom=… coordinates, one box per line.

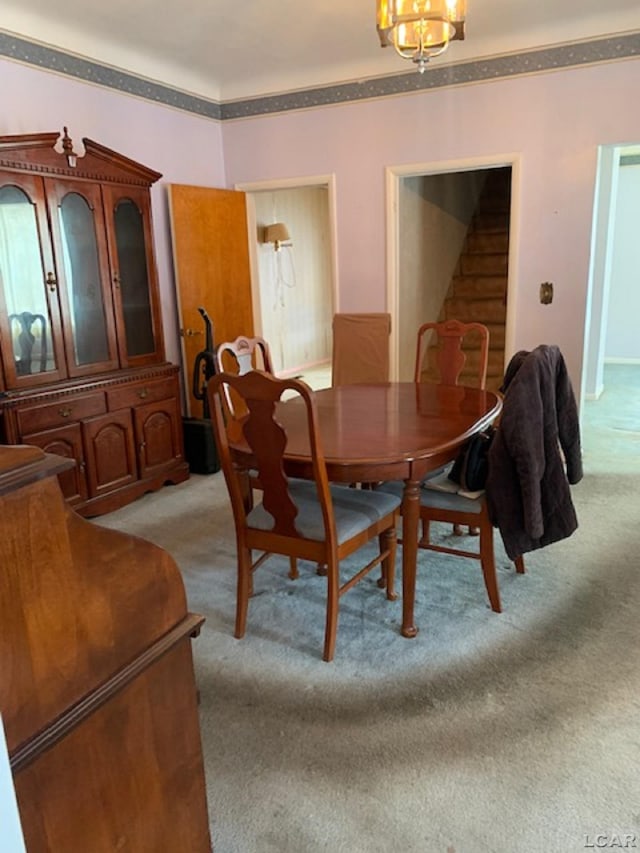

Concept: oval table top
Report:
left=273, top=381, right=502, bottom=638
left=275, top=382, right=502, bottom=483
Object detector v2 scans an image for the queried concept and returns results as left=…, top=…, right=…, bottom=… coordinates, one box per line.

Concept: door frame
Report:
left=385, top=153, right=522, bottom=381
left=235, top=174, right=339, bottom=341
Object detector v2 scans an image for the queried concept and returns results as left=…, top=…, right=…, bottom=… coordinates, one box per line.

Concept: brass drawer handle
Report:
left=138, top=388, right=149, bottom=399
left=58, top=407, right=73, bottom=418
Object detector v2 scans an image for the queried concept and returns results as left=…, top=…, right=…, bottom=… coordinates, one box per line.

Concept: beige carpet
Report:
left=98, top=365, right=640, bottom=853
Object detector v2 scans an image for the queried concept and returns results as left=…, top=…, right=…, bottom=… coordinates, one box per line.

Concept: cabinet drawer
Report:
left=107, top=378, right=176, bottom=411
left=17, top=392, right=107, bottom=434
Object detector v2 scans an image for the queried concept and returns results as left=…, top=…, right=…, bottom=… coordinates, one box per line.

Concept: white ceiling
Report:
left=1, top=0, right=639, bottom=102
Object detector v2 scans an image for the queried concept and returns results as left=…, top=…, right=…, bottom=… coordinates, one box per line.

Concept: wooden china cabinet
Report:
left=0, top=128, right=189, bottom=516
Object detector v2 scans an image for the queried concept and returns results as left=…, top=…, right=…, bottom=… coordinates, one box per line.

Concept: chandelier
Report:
left=376, top=1, right=466, bottom=73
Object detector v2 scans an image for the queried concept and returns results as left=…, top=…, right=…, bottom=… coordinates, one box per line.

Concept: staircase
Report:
left=424, top=168, right=511, bottom=391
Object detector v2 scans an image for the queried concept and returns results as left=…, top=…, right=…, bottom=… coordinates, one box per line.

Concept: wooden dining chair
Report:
left=416, top=318, right=489, bottom=535
left=208, top=369, right=402, bottom=662
left=215, top=334, right=275, bottom=475
left=409, top=319, right=523, bottom=611
left=216, top=334, right=274, bottom=377
left=214, top=333, right=305, bottom=577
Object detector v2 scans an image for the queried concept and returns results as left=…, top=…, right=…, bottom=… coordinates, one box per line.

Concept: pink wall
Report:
left=222, top=58, right=640, bottom=390
left=1, top=58, right=225, bottom=366
left=2, top=54, right=640, bottom=395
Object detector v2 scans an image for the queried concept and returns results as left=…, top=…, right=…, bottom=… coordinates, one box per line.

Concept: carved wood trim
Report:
left=0, top=364, right=180, bottom=409
left=0, top=130, right=162, bottom=186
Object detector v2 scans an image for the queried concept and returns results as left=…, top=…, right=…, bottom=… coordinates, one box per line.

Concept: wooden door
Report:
left=168, top=185, right=254, bottom=417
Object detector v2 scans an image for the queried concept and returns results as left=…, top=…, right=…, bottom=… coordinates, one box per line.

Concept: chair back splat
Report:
left=414, top=319, right=489, bottom=388
left=208, top=369, right=401, bottom=662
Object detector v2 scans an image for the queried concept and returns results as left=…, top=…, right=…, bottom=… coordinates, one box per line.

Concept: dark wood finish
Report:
left=134, top=395, right=184, bottom=478
left=414, top=319, right=524, bottom=590
left=415, top=318, right=490, bottom=387
left=83, top=408, right=138, bottom=496
left=265, top=382, right=503, bottom=637
left=416, top=318, right=489, bottom=536
left=0, top=129, right=187, bottom=515
left=102, top=183, right=166, bottom=367
left=1, top=364, right=189, bottom=516
left=0, top=444, right=211, bottom=852
left=209, top=370, right=401, bottom=662
left=45, top=175, right=120, bottom=377
left=21, top=421, right=89, bottom=505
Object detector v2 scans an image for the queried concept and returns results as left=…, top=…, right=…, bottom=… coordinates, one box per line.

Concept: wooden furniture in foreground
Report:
left=227, top=381, right=502, bottom=638
left=209, top=370, right=402, bottom=662
left=0, top=445, right=211, bottom=852
left=0, top=129, right=189, bottom=516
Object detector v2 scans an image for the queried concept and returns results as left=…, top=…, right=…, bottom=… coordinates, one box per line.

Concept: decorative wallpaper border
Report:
left=1, top=29, right=639, bottom=122
left=0, top=32, right=222, bottom=120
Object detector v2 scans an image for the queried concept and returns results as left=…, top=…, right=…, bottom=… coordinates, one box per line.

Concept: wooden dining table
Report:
left=273, top=381, right=502, bottom=638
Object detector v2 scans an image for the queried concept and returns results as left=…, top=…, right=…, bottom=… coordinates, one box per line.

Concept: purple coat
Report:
left=486, top=345, right=583, bottom=560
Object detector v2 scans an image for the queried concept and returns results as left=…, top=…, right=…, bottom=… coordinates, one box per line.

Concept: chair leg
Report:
left=377, top=525, right=398, bottom=600
left=288, top=557, right=299, bottom=580
left=418, top=516, right=431, bottom=548
left=514, top=555, right=526, bottom=574
left=323, top=559, right=340, bottom=662
left=479, top=520, right=501, bottom=613
left=235, top=546, right=252, bottom=638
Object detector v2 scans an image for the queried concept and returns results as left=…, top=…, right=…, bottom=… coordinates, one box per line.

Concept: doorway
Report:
left=236, top=175, right=338, bottom=378
left=386, top=156, right=520, bottom=382
left=582, top=144, right=640, bottom=401
left=582, top=143, right=640, bottom=473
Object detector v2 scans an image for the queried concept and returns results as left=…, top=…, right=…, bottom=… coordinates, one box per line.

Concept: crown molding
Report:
left=1, top=30, right=639, bottom=122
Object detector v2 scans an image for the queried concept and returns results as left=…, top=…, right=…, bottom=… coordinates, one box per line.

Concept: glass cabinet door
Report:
left=0, top=173, right=66, bottom=388
left=103, top=185, right=163, bottom=365
left=45, top=178, right=119, bottom=377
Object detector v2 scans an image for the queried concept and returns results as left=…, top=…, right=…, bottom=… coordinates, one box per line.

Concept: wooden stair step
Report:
left=444, top=297, right=507, bottom=324
left=452, top=275, right=507, bottom=300
left=466, top=231, right=510, bottom=254
left=459, top=253, right=508, bottom=276
left=470, top=212, right=510, bottom=233
left=485, top=323, right=506, bottom=348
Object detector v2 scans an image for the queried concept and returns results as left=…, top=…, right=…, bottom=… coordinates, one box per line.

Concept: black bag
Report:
left=448, top=426, right=495, bottom=492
